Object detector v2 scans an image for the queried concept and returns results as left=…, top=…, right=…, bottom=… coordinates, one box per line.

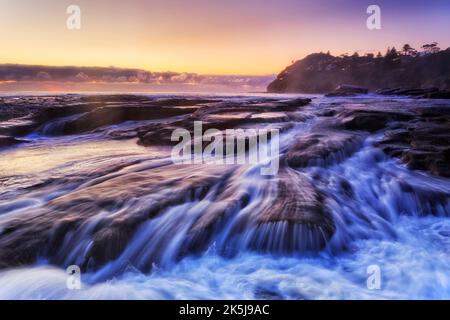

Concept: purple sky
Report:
left=0, top=0, right=449, bottom=74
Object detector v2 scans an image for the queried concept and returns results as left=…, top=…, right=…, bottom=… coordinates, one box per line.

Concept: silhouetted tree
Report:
left=391, top=47, right=399, bottom=57
left=385, top=47, right=391, bottom=57
left=421, top=42, right=440, bottom=54
left=402, top=44, right=415, bottom=56
left=385, top=47, right=399, bottom=60
left=384, top=47, right=400, bottom=66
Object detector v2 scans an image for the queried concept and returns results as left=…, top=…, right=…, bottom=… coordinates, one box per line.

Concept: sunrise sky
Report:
left=1, top=0, right=450, bottom=75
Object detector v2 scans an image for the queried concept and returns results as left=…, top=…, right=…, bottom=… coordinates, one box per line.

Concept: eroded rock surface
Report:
left=376, top=87, right=450, bottom=99
left=287, top=130, right=365, bottom=168
left=325, top=85, right=369, bottom=97
left=378, top=106, right=450, bottom=177
left=0, top=93, right=449, bottom=276
left=135, top=98, right=311, bottom=147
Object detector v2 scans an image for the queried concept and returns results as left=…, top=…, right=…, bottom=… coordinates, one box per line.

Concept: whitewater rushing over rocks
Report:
left=0, top=93, right=449, bottom=299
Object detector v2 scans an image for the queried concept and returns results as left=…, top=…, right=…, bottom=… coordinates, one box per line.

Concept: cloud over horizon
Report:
left=0, top=64, right=275, bottom=93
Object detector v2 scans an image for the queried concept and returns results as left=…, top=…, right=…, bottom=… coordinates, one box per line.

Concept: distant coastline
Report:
left=0, top=64, right=274, bottom=93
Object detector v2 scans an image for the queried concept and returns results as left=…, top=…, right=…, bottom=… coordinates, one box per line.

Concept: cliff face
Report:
left=267, top=50, right=450, bottom=93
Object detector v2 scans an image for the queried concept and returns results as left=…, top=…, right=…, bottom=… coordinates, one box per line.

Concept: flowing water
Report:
left=0, top=94, right=449, bottom=299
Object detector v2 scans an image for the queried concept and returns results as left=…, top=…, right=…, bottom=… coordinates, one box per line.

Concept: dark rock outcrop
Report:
left=268, top=49, right=450, bottom=94
left=325, top=85, right=369, bottom=97
left=61, top=105, right=199, bottom=135
left=0, top=95, right=218, bottom=137
left=137, top=98, right=311, bottom=146
left=0, top=164, right=236, bottom=269
left=0, top=163, right=335, bottom=270
left=1, top=93, right=449, bottom=278
left=377, top=107, right=450, bottom=177
left=424, top=91, right=450, bottom=99
left=286, top=130, right=365, bottom=168
left=187, top=167, right=336, bottom=254
left=376, top=87, right=450, bottom=99
left=338, top=109, right=414, bottom=132
left=0, top=135, right=20, bottom=147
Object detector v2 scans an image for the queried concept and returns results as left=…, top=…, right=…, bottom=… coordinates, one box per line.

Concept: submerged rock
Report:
left=0, top=161, right=336, bottom=270
left=0, top=164, right=236, bottom=269
left=254, top=168, right=335, bottom=251
left=286, top=130, right=364, bottom=168
left=187, top=167, right=336, bottom=255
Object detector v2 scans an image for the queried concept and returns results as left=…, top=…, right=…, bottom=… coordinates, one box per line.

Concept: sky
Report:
left=0, top=0, right=450, bottom=75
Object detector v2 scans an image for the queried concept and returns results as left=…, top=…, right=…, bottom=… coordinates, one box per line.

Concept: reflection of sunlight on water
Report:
left=205, top=113, right=253, bottom=120
left=250, top=112, right=287, bottom=119
left=0, top=137, right=162, bottom=176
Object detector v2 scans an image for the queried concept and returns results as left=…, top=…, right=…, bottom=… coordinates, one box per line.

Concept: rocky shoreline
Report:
left=0, top=94, right=449, bottom=271
left=2, top=94, right=448, bottom=178
left=1, top=94, right=449, bottom=178
left=267, top=49, right=450, bottom=95
left=325, top=85, right=450, bottom=99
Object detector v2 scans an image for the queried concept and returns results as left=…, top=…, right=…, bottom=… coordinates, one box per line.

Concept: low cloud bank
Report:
left=0, top=64, right=274, bottom=93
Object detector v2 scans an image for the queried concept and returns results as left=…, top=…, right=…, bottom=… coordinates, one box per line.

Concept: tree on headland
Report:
left=409, top=49, right=418, bottom=57
left=402, top=44, right=413, bottom=55
left=402, top=44, right=411, bottom=55
left=390, top=47, right=399, bottom=57
left=401, top=44, right=418, bottom=57
left=383, top=47, right=400, bottom=66
left=267, top=42, right=450, bottom=93
left=421, top=42, right=440, bottom=54
left=385, top=47, right=398, bottom=59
